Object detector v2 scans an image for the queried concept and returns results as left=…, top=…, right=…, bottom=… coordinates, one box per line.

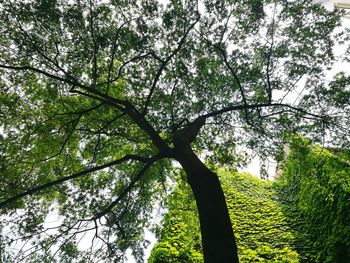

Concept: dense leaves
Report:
left=148, top=174, right=202, bottom=263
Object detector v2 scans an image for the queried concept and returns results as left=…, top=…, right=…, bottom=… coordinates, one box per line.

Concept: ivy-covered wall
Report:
left=276, top=138, right=350, bottom=263
left=221, top=171, right=299, bottom=262
left=148, top=139, right=350, bottom=263
left=147, top=176, right=203, bottom=263
left=148, top=171, right=299, bottom=263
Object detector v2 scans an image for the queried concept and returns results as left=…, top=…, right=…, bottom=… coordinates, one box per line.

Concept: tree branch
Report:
left=217, top=46, right=247, bottom=106
left=0, top=63, right=83, bottom=87
left=97, top=52, right=162, bottom=87
left=0, top=154, right=151, bottom=208
left=1, top=64, right=170, bottom=155
left=124, top=103, right=171, bottom=153
left=264, top=3, right=277, bottom=104
left=0, top=63, right=129, bottom=109
left=89, top=0, right=99, bottom=87
left=200, top=102, right=326, bottom=120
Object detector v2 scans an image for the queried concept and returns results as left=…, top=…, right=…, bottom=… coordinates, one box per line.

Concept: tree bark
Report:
left=174, top=144, right=239, bottom=263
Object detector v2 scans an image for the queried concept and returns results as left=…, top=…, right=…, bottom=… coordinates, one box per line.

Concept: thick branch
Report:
left=125, top=103, right=171, bottom=153
left=72, top=85, right=171, bottom=154
left=201, top=102, right=326, bottom=120
left=1, top=64, right=170, bottom=154
left=0, top=64, right=128, bottom=108
left=70, top=89, right=124, bottom=111
left=0, top=155, right=150, bottom=208
left=173, top=116, right=206, bottom=146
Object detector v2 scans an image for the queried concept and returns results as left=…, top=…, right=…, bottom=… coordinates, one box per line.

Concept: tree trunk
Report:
left=174, top=144, right=239, bottom=263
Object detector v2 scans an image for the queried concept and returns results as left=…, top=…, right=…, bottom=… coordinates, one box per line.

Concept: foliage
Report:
left=222, top=171, right=299, bottom=263
left=276, top=137, right=350, bottom=263
left=0, top=0, right=349, bottom=261
left=149, top=170, right=300, bottom=263
left=148, top=174, right=203, bottom=263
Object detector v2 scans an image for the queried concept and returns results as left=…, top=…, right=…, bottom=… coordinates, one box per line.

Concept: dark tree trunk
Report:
left=174, top=144, right=239, bottom=263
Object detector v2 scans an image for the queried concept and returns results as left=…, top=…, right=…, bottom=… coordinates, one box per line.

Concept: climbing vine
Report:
left=276, top=137, right=350, bottom=262
left=148, top=173, right=202, bottom=263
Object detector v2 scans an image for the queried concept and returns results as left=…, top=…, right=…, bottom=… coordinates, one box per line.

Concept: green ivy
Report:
left=149, top=171, right=299, bottom=263
left=221, top=171, right=299, bottom=263
left=276, top=137, right=350, bottom=263
left=148, top=176, right=203, bottom=263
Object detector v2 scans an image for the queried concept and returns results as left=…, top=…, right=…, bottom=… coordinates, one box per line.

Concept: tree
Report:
left=0, top=0, right=348, bottom=262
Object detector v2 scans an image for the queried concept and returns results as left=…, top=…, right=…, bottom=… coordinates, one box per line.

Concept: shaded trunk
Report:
left=174, top=145, right=239, bottom=263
